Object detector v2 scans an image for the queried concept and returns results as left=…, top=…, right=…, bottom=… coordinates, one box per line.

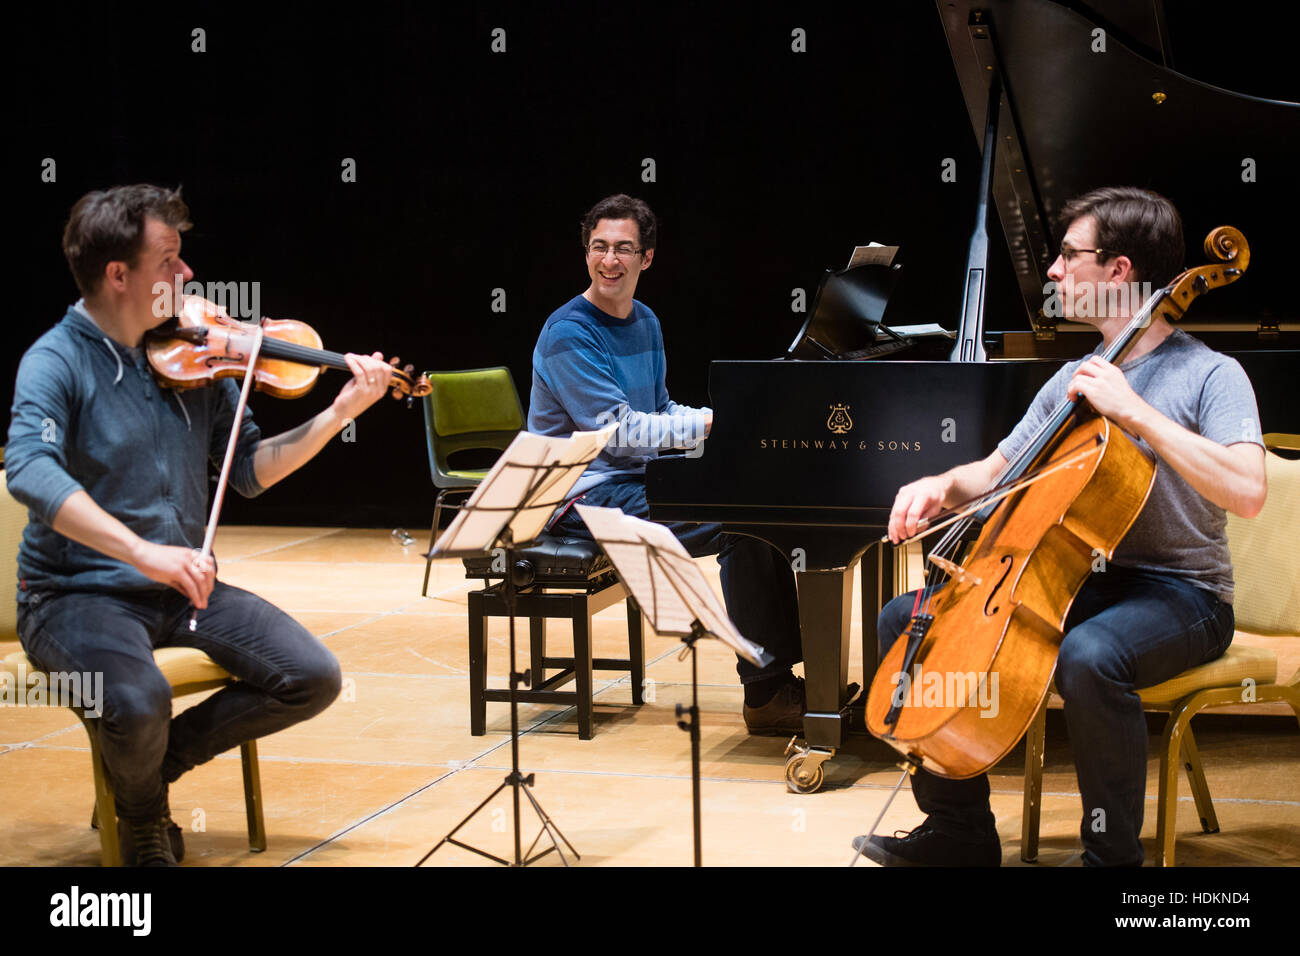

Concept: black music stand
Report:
left=573, top=504, right=771, bottom=867
left=415, top=424, right=616, bottom=868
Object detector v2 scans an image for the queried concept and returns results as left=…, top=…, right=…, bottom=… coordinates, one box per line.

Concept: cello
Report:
left=863, top=227, right=1251, bottom=779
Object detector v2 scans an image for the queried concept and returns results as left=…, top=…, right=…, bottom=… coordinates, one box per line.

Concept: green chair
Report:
left=421, top=367, right=525, bottom=596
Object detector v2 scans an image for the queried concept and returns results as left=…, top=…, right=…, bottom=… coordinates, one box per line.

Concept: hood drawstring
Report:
left=100, top=337, right=124, bottom=385
left=172, top=392, right=193, bottom=431
left=98, top=329, right=191, bottom=432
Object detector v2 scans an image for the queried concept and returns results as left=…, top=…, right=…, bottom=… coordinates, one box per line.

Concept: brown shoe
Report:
left=116, top=787, right=184, bottom=865
left=743, top=677, right=805, bottom=736
left=117, top=815, right=178, bottom=867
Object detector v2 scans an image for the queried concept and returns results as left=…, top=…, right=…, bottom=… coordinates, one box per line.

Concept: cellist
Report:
left=854, top=187, right=1266, bottom=867
left=5, top=184, right=397, bottom=865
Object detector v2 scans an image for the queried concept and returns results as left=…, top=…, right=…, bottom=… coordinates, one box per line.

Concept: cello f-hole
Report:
left=984, top=554, right=1014, bottom=617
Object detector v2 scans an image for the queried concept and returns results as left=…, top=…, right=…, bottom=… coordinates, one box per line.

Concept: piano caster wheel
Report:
left=784, top=738, right=832, bottom=794
left=785, top=753, right=824, bottom=794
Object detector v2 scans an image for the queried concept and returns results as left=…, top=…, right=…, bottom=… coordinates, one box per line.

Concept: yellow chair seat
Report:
left=1, top=465, right=264, bottom=866
left=3, top=646, right=233, bottom=690
left=0, top=643, right=264, bottom=865
left=1138, top=642, right=1278, bottom=707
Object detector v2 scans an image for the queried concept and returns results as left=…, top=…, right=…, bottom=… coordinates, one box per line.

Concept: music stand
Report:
left=573, top=504, right=771, bottom=867
left=416, top=424, right=616, bottom=868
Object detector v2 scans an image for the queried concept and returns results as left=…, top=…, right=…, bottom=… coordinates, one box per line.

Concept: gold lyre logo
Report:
left=827, top=403, right=853, bottom=435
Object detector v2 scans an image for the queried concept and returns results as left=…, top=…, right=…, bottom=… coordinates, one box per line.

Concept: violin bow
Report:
left=189, top=324, right=266, bottom=630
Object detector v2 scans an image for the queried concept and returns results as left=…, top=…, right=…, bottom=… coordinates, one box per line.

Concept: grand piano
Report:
left=646, top=0, right=1300, bottom=793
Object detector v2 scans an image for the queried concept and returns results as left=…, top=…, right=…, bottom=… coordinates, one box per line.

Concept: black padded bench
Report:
left=463, top=535, right=644, bottom=740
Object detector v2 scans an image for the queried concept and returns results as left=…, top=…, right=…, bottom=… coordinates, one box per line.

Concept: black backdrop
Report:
left=10, top=1, right=1298, bottom=528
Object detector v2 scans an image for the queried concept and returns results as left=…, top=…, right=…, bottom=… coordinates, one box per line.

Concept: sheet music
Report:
left=574, top=505, right=770, bottom=666
left=874, top=322, right=955, bottom=340
left=433, top=425, right=617, bottom=556
left=846, top=242, right=899, bottom=270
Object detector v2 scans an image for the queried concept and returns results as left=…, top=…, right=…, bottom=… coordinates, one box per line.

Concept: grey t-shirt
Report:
left=997, top=329, right=1263, bottom=603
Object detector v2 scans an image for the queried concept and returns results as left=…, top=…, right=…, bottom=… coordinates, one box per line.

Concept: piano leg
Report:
left=784, top=547, right=901, bottom=794
left=796, top=567, right=853, bottom=740
left=785, top=566, right=855, bottom=792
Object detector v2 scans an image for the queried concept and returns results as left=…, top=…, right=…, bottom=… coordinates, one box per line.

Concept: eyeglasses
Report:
left=586, top=242, right=643, bottom=261
left=1059, top=243, right=1124, bottom=264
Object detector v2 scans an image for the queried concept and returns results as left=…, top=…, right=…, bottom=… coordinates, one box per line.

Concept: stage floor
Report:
left=2, top=526, right=1297, bottom=867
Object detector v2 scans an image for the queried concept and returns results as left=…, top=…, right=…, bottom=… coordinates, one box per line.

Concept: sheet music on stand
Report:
left=431, top=425, right=618, bottom=558
left=574, top=504, right=771, bottom=667
left=417, top=423, right=616, bottom=868
left=846, top=241, right=899, bottom=270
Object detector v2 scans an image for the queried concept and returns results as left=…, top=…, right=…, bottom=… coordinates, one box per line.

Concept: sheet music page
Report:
left=575, top=505, right=771, bottom=666
left=574, top=505, right=695, bottom=634
left=433, top=425, right=616, bottom=555
left=874, top=322, right=955, bottom=339
left=846, top=242, right=899, bottom=270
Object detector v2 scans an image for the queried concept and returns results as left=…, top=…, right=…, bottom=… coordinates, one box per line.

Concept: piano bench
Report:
left=462, top=535, right=644, bottom=740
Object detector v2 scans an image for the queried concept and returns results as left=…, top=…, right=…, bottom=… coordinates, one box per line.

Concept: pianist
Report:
left=855, top=186, right=1266, bottom=867
left=529, top=193, right=807, bottom=735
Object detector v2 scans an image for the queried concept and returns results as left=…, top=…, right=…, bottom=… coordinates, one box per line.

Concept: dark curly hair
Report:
left=1057, top=186, right=1184, bottom=287
left=580, top=194, right=657, bottom=252
left=63, top=184, right=192, bottom=296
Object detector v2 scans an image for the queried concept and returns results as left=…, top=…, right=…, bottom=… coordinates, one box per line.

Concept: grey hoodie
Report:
left=5, top=303, right=263, bottom=599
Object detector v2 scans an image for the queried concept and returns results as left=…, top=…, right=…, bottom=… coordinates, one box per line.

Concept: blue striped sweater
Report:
left=528, top=295, right=709, bottom=497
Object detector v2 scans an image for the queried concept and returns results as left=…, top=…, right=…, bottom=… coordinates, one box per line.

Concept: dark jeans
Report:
left=878, top=565, right=1234, bottom=866
left=16, top=582, right=341, bottom=821
left=549, top=474, right=802, bottom=683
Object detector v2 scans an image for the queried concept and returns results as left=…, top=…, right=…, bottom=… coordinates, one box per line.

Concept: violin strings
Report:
left=258, top=338, right=412, bottom=385
left=259, top=338, right=351, bottom=368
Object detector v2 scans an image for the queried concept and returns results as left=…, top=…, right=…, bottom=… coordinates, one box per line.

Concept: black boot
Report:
left=851, top=821, right=1000, bottom=867
left=118, top=787, right=184, bottom=865
left=117, top=815, right=178, bottom=867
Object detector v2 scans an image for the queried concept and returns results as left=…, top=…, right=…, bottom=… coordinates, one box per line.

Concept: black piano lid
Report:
left=936, top=0, right=1300, bottom=330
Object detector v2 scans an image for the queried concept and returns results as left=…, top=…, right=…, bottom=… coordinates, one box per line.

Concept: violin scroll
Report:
left=385, top=356, right=432, bottom=401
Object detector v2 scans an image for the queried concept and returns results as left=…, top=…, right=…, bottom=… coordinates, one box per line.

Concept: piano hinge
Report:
left=1031, top=306, right=1057, bottom=341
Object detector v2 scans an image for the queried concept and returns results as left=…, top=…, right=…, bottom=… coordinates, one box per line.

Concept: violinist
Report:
left=5, top=184, right=396, bottom=866
left=855, top=187, right=1266, bottom=867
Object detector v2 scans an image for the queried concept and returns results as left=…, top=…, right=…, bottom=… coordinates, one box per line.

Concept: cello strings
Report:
left=903, top=288, right=1159, bottom=606
left=910, top=433, right=1105, bottom=623
left=881, top=436, right=1106, bottom=547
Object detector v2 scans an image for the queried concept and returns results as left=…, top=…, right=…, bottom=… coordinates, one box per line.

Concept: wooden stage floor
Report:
left=2, top=526, right=1296, bottom=867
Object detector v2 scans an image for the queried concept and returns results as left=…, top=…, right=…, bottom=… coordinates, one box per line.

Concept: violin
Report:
left=864, top=227, right=1251, bottom=779
left=145, top=295, right=432, bottom=401
left=144, top=294, right=433, bottom=631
